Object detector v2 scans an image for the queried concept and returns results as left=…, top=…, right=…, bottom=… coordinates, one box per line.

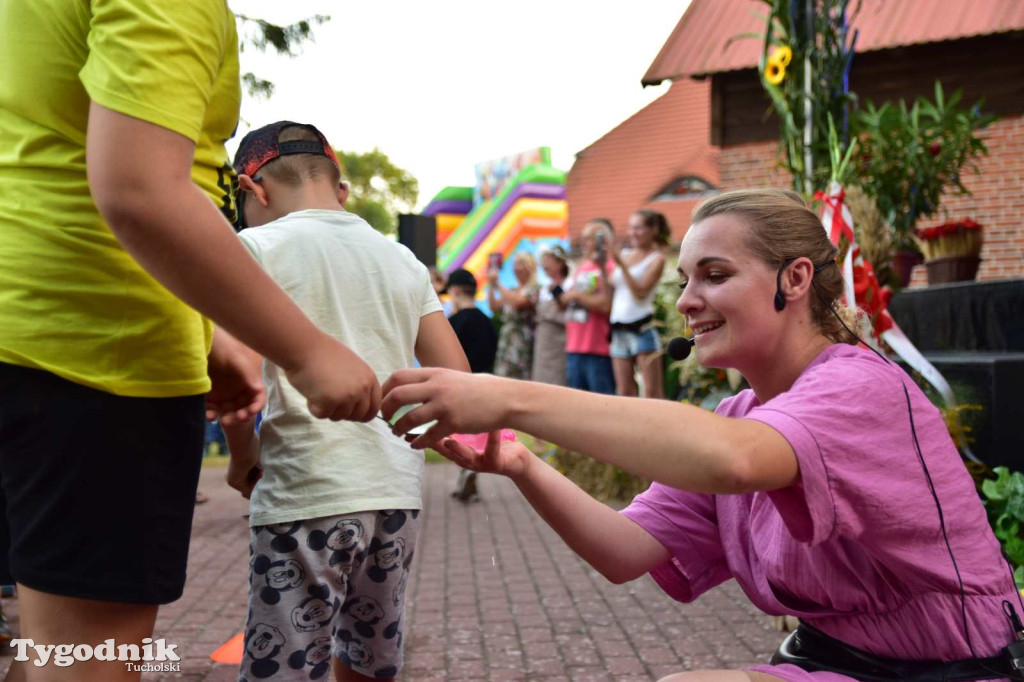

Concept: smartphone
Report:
left=488, top=252, right=503, bottom=271
left=595, top=231, right=606, bottom=261
left=550, top=284, right=564, bottom=300
left=387, top=404, right=436, bottom=437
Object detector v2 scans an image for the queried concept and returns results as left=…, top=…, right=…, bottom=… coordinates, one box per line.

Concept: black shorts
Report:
left=0, top=362, right=205, bottom=604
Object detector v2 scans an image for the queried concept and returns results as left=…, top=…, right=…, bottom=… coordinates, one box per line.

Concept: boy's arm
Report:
left=86, top=104, right=381, bottom=422
left=415, top=312, right=471, bottom=372
left=223, top=417, right=262, bottom=499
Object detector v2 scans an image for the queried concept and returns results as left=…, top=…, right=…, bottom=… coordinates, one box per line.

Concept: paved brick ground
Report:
left=0, top=462, right=786, bottom=681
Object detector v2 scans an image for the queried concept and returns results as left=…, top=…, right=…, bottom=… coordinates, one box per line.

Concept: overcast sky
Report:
left=232, top=1, right=691, bottom=210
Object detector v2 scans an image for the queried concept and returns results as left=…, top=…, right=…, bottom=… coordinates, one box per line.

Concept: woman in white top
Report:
left=609, top=210, right=669, bottom=398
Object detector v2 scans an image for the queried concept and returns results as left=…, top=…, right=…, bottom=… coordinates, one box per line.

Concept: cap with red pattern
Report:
left=233, top=121, right=339, bottom=177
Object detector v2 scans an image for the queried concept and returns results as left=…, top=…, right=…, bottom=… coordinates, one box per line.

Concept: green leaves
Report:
left=336, top=148, right=419, bottom=235
left=851, top=81, right=995, bottom=250
left=755, top=0, right=859, bottom=196
left=236, top=13, right=331, bottom=98
left=982, top=467, right=1024, bottom=586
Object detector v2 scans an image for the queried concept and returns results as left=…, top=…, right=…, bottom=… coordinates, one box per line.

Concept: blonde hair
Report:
left=691, top=188, right=863, bottom=345
left=514, top=252, right=538, bottom=288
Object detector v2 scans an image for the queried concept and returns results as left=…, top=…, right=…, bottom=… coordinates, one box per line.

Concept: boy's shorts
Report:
left=242, top=509, right=420, bottom=681
left=0, top=362, right=205, bottom=604
left=609, top=327, right=662, bottom=359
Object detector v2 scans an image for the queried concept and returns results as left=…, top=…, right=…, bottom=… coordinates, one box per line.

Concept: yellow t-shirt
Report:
left=0, top=0, right=241, bottom=397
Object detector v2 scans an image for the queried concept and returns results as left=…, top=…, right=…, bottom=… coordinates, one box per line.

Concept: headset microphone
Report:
left=666, top=336, right=695, bottom=361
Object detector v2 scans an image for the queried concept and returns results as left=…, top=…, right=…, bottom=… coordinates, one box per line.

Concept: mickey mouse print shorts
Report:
left=240, top=509, right=419, bottom=681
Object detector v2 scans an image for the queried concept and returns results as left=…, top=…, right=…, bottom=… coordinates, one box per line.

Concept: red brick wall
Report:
left=716, top=115, right=1024, bottom=284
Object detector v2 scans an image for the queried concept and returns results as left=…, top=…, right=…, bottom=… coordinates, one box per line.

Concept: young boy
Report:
left=224, top=121, right=468, bottom=682
left=444, top=269, right=498, bottom=375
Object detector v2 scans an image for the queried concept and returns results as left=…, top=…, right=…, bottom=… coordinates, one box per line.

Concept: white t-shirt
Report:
left=610, top=251, right=659, bottom=324
left=238, top=209, right=442, bottom=526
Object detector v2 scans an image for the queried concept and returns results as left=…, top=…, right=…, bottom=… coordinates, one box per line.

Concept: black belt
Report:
left=771, top=622, right=1016, bottom=681
left=609, top=314, right=654, bottom=334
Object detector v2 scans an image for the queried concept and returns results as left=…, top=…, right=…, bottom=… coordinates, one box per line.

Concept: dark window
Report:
left=651, top=176, right=718, bottom=202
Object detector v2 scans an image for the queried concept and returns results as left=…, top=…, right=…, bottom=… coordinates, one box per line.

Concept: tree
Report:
left=336, top=149, right=419, bottom=235
left=235, top=13, right=330, bottom=98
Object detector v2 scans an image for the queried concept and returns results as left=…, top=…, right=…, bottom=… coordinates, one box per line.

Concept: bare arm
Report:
left=87, top=104, right=381, bottom=421
left=487, top=282, right=502, bottom=313
left=618, top=253, right=666, bottom=301
left=222, top=416, right=261, bottom=499
left=495, top=285, right=536, bottom=311
left=512, top=454, right=669, bottom=583
left=383, top=370, right=799, bottom=494
left=564, top=268, right=612, bottom=315
left=436, top=434, right=669, bottom=583
left=415, top=312, right=471, bottom=372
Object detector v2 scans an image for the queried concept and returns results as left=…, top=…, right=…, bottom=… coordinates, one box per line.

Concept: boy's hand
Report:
left=207, top=328, right=265, bottom=426
left=381, top=368, right=509, bottom=449
left=226, top=442, right=262, bottom=500
left=434, top=431, right=532, bottom=481
left=285, top=334, right=382, bottom=422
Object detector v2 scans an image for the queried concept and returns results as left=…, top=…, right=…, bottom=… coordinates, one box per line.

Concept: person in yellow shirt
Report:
left=0, top=3, right=382, bottom=680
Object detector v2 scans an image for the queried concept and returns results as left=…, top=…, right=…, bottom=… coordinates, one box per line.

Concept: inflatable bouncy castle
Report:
left=421, top=147, right=568, bottom=304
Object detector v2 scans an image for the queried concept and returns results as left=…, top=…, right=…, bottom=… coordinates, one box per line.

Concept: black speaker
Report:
left=398, top=214, right=437, bottom=267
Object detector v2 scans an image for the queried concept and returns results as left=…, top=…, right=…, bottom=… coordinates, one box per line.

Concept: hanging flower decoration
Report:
left=772, top=45, right=793, bottom=67
left=851, top=258, right=893, bottom=337
left=765, top=57, right=786, bottom=85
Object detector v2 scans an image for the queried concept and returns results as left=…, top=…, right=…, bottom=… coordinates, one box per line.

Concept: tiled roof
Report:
left=566, top=78, right=716, bottom=242
left=643, top=0, right=1024, bottom=84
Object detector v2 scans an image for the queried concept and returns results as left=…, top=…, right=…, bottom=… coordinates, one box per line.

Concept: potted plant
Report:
left=851, top=82, right=994, bottom=288
left=916, top=218, right=983, bottom=284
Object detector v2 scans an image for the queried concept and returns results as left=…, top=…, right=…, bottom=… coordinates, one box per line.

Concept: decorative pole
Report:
left=803, top=0, right=814, bottom=196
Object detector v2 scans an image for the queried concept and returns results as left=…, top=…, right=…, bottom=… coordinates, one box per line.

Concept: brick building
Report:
left=567, top=0, right=1024, bottom=283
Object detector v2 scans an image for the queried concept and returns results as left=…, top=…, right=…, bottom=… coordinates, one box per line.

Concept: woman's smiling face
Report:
left=675, top=213, right=782, bottom=370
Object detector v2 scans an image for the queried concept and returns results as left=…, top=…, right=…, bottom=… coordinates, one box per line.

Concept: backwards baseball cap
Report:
left=444, top=268, right=478, bottom=294
left=233, top=120, right=340, bottom=178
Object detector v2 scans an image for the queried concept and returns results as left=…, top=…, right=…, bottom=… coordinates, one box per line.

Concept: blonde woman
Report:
left=488, top=252, right=540, bottom=379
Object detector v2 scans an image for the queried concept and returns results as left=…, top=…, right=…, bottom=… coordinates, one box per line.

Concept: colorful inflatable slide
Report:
left=420, top=147, right=568, bottom=297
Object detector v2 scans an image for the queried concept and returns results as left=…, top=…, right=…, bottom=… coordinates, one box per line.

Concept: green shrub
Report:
left=981, top=467, right=1024, bottom=588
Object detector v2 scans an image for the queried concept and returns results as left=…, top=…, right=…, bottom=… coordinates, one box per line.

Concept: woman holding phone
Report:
left=608, top=210, right=669, bottom=398
left=488, top=252, right=540, bottom=379
left=532, top=245, right=571, bottom=386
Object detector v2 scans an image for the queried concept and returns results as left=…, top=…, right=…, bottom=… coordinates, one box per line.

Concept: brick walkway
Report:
left=0, top=463, right=786, bottom=681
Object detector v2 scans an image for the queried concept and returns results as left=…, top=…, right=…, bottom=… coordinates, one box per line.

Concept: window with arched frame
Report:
left=650, top=176, right=718, bottom=202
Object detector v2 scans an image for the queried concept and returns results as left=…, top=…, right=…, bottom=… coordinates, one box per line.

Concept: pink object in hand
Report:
left=449, top=430, right=518, bottom=451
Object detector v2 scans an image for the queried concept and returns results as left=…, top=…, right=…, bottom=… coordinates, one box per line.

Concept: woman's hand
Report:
left=381, top=368, right=511, bottom=449
left=610, top=243, right=625, bottom=267
left=434, top=431, right=533, bottom=481
left=487, top=266, right=500, bottom=284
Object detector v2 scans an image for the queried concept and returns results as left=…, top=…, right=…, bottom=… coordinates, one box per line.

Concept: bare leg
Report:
left=10, top=584, right=158, bottom=682
left=638, top=351, right=665, bottom=400
left=612, top=357, right=638, bottom=397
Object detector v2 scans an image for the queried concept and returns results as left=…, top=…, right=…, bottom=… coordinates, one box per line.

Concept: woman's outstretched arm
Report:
left=435, top=433, right=669, bottom=583
left=383, top=369, right=798, bottom=495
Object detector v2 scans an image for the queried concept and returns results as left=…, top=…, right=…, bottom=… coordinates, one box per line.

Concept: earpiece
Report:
left=774, top=290, right=786, bottom=312
left=774, top=258, right=797, bottom=311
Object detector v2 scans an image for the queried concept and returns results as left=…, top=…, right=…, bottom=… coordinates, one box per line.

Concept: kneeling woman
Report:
left=384, top=189, right=1021, bottom=682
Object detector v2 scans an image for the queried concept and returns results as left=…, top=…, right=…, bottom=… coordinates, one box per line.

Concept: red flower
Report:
left=929, top=142, right=942, bottom=156
left=852, top=260, right=893, bottom=336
